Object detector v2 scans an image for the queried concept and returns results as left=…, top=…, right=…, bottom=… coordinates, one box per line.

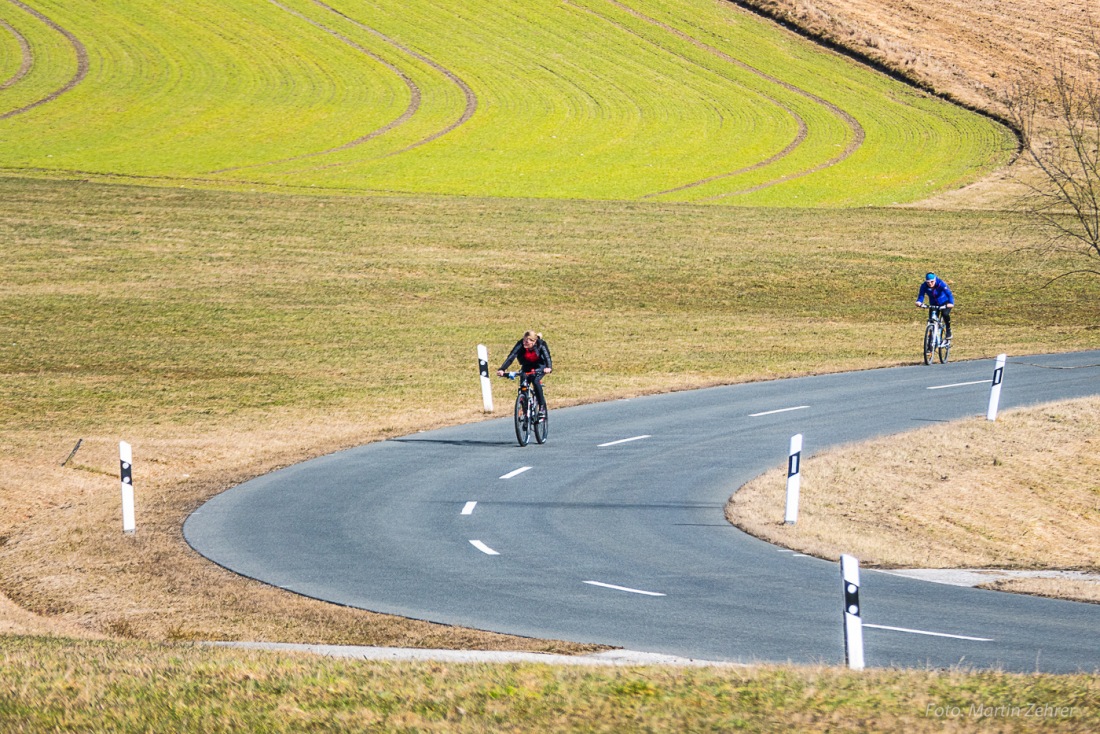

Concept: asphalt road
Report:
left=185, top=351, right=1100, bottom=672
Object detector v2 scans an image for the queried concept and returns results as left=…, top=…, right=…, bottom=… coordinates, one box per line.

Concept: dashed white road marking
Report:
left=461, top=501, right=477, bottom=515
left=749, top=405, right=810, bottom=417
left=598, top=435, right=652, bottom=447
left=927, top=379, right=991, bottom=390
left=500, top=466, right=532, bottom=479
left=583, top=580, right=666, bottom=597
left=863, top=623, right=993, bottom=641
left=469, top=540, right=499, bottom=555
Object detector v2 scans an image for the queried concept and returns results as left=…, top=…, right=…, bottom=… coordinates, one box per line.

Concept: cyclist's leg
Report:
left=531, top=373, right=547, bottom=411
left=943, top=309, right=952, bottom=339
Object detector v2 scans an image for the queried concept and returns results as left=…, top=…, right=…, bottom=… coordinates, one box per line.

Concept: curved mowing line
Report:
left=563, top=0, right=808, bottom=199
left=601, top=0, right=864, bottom=199
left=0, top=0, right=87, bottom=120
left=299, top=0, right=477, bottom=166
left=0, top=17, right=32, bottom=90
left=207, top=0, right=423, bottom=175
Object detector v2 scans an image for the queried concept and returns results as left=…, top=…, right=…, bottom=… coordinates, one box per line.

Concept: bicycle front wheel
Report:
left=534, top=403, right=549, bottom=444
left=923, top=323, right=935, bottom=365
left=514, top=393, right=531, bottom=446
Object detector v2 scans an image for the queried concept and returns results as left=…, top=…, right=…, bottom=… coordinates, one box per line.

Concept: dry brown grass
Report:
left=728, top=396, right=1100, bottom=602
left=737, top=0, right=1096, bottom=115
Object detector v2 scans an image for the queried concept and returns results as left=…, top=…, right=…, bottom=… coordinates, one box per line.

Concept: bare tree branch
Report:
left=1006, top=36, right=1100, bottom=281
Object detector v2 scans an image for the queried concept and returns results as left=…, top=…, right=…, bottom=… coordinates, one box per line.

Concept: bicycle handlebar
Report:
left=499, top=369, right=546, bottom=380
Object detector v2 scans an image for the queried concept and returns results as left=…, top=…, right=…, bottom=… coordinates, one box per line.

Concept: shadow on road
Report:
left=390, top=437, right=515, bottom=447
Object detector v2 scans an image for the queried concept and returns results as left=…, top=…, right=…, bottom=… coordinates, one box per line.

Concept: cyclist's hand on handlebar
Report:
left=916, top=301, right=925, bottom=308
left=497, top=369, right=504, bottom=377
left=945, top=303, right=954, bottom=308
left=543, top=367, right=552, bottom=374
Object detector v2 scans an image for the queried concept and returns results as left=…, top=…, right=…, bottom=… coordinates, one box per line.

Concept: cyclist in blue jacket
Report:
left=916, top=272, right=954, bottom=340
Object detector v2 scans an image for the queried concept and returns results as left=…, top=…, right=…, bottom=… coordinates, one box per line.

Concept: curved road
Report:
left=185, top=351, right=1100, bottom=672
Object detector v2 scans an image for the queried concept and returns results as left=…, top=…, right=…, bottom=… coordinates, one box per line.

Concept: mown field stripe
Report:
left=0, top=17, right=31, bottom=90
left=208, top=0, right=424, bottom=175
left=364, top=0, right=804, bottom=201
left=302, top=0, right=477, bottom=164
left=0, top=0, right=87, bottom=120
left=564, top=0, right=810, bottom=198
left=598, top=0, right=864, bottom=199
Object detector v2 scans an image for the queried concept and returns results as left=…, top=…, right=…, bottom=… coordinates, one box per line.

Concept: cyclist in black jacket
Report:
left=497, top=331, right=553, bottom=416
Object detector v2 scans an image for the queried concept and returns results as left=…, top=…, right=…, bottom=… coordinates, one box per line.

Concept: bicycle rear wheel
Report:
left=534, top=403, right=548, bottom=444
left=514, top=392, right=531, bottom=446
left=923, top=323, right=935, bottom=365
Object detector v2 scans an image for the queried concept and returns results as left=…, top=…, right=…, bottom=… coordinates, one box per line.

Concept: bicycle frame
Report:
left=501, top=370, right=548, bottom=446
left=927, top=307, right=944, bottom=336
left=922, top=305, right=950, bottom=364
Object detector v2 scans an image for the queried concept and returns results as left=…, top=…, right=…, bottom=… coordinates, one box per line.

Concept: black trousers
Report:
left=525, top=371, right=547, bottom=409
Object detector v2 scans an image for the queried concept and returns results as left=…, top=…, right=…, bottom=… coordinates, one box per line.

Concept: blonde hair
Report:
left=523, top=330, right=542, bottom=341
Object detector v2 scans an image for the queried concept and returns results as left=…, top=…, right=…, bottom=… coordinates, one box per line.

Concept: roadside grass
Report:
left=728, top=396, right=1100, bottom=602
left=1, top=636, right=1097, bottom=732
left=1, top=176, right=1098, bottom=646
left=0, top=0, right=1012, bottom=204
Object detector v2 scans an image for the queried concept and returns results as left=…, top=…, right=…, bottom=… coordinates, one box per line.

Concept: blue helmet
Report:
left=925, top=272, right=936, bottom=281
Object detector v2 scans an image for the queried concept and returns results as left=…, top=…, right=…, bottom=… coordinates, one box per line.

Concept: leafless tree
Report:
left=1006, top=47, right=1100, bottom=281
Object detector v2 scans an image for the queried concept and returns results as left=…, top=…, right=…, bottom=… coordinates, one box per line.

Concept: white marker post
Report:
left=119, top=441, right=136, bottom=534
left=841, top=554, right=865, bottom=670
left=784, top=434, right=803, bottom=524
left=986, top=353, right=1006, bottom=421
left=477, top=344, right=493, bottom=413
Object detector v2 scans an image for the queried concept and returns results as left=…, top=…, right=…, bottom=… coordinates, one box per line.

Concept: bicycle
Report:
left=501, top=370, right=548, bottom=446
left=920, top=304, right=951, bottom=364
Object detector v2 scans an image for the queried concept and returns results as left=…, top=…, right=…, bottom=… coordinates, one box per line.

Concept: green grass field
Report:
left=1, top=0, right=1013, bottom=204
